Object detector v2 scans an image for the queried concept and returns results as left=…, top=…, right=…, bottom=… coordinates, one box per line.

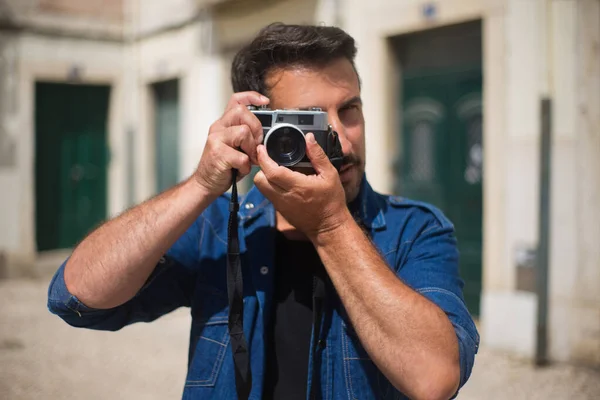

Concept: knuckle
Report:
left=236, top=128, right=252, bottom=149
left=238, top=124, right=250, bottom=136
left=208, top=141, right=221, bottom=157
left=253, top=120, right=263, bottom=134
left=242, top=162, right=252, bottom=175
left=205, top=134, right=217, bottom=148
left=209, top=121, right=220, bottom=133
left=239, top=157, right=251, bottom=173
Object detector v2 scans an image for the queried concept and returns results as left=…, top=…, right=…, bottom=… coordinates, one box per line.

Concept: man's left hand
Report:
left=253, top=133, right=352, bottom=240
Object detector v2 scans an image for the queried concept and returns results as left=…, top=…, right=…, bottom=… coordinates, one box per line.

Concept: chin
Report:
left=343, top=179, right=361, bottom=204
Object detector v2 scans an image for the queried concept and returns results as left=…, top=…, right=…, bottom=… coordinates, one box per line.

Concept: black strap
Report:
left=227, top=169, right=252, bottom=399
left=310, top=274, right=326, bottom=400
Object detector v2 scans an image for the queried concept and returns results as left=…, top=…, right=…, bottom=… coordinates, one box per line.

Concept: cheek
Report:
left=346, top=127, right=365, bottom=152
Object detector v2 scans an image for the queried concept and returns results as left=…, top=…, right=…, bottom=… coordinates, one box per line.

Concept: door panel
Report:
left=35, top=82, right=110, bottom=251
left=448, top=72, right=483, bottom=316
left=397, top=74, right=451, bottom=211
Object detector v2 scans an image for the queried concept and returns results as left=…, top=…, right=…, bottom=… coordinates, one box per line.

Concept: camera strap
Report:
left=227, top=169, right=252, bottom=400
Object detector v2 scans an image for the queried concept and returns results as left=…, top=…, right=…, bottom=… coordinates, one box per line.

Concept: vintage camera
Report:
left=248, top=105, right=344, bottom=171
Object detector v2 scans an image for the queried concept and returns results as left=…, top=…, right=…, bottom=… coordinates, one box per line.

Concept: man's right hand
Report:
left=193, top=91, right=269, bottom=198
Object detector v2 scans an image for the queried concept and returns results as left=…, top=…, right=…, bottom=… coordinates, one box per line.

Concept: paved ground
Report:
left=1, top=278, right=599, bottom=399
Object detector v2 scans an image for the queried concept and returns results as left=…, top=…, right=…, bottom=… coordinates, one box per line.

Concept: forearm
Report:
left=64, top=177, right=214, bottom=309
left=312, top=215, right=460, bottom=400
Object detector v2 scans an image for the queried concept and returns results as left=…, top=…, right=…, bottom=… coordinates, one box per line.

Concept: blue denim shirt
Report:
left=48, top=176, right=479, bottom=399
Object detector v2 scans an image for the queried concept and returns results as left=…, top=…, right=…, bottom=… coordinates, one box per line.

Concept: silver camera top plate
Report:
left=248, top=106, right=329, bottom=132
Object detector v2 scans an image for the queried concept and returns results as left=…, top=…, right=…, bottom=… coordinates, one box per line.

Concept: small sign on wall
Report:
left=67, top=64, right=84, bottom=83
left=422, top=2, right=438, bottom=21
left=515, top=244, right=538, bottom=293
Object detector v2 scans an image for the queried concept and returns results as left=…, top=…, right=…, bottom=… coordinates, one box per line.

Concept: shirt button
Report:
left=245, top=203, right=254, bottom=210
left=260, top=266, right=269, bottom=275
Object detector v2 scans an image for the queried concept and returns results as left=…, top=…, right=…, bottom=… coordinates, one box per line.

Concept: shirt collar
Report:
left=348, top=174, right=386, bottom=230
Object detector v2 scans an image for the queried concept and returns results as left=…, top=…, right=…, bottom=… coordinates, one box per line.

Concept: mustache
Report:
left=342, top=154, right=361, bottom=167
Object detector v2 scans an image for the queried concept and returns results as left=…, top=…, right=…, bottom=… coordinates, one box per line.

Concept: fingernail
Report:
left=260, top=95, right=269, bottom=102
left=307, top=133, right=316, bottom=144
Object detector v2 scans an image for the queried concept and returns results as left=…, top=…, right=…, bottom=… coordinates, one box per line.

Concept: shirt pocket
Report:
left=186, top=285, right=231, bottom=389
left=341, top=321, right=401, bottom=400
left=186, top=315, right=230, bottom=387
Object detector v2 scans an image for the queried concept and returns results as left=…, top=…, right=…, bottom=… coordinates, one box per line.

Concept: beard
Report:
left=340, top=153, right=364, bottom=203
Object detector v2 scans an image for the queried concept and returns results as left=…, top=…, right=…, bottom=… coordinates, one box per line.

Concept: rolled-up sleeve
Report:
left=47, top=217, right=203, bottom=331
left=396, top=212, right=480, bottom=393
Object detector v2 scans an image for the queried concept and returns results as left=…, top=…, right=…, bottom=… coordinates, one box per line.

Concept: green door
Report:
left=399, top=69, right=483, bottom=316
left=35, top=82, right=110, bottom=251
left=152, top=79, right=180, bottom=194
left=394, top=21, right=483, bottom=316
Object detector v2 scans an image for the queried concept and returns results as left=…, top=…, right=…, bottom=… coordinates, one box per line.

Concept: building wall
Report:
left=548, top=0, right=600, bottom=366
left=0, top=0, right=329, bottom=273
left=0, top=0, right=597, bottom=367
left=0, top=0, right=128, bottom=276
left=1, top=0, right=124, bottom=39
left=341, top=0, right=600, bottom=367
left=0, top=33, right=21, bottom=255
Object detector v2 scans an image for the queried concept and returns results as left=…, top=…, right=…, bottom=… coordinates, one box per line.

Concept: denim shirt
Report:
left=48, top=176, right=479, bottom=399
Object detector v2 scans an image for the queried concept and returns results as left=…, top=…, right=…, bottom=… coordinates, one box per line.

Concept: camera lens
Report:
left=264, top=124, right=306, bottom=167
left=277, top=136, right=295, bottom=154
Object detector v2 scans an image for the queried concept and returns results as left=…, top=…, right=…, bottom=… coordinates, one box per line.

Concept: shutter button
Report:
left=260, top=266, right=269, bottom=275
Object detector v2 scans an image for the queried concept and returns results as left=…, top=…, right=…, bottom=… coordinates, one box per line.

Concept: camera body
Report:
left=248, top=105, right=344, bottom=172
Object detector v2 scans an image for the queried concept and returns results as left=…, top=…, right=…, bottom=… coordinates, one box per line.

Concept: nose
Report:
left=328, top=113, right=353, bottom=156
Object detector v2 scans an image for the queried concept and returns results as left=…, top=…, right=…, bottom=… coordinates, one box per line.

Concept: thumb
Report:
left=305, top=133, right=333, bottom=175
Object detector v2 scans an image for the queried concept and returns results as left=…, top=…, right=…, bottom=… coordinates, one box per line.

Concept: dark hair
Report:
left=231, top=22, right=359, bottom=95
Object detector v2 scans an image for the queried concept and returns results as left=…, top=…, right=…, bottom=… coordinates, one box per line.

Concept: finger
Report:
left=305, top=133, right=334, bottom=176
left=221, top=125, right=259, bottom=165
left=220, top=104, right=264, bottom=143
left=216, top=142, right=252, bottom=176
left=225, top=91, right=270, bottom=113
left=256, top=144, right=298, bottom=191
left=253, top=170, right=286, bottom=199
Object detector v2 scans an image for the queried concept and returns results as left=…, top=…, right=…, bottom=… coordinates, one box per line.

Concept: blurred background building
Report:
left=0, top=0, right=598, bottom=373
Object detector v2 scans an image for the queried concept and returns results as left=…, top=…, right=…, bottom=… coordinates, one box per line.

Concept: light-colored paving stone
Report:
left=0, top=278, right=190, bottom=400
left=1, top=278, right=599, bottom=399
left=459, top=346, right=600, bottom=400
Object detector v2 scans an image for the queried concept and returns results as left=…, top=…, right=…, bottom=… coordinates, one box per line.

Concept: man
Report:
left=48, top=23, right=479, bottom=400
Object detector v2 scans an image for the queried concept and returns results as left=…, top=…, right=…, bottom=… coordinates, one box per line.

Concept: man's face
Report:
left=265, top=58, right=365, bottom=203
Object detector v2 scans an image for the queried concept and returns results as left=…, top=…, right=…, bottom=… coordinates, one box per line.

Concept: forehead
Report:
left=266, top=58, right=360, bottom=109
